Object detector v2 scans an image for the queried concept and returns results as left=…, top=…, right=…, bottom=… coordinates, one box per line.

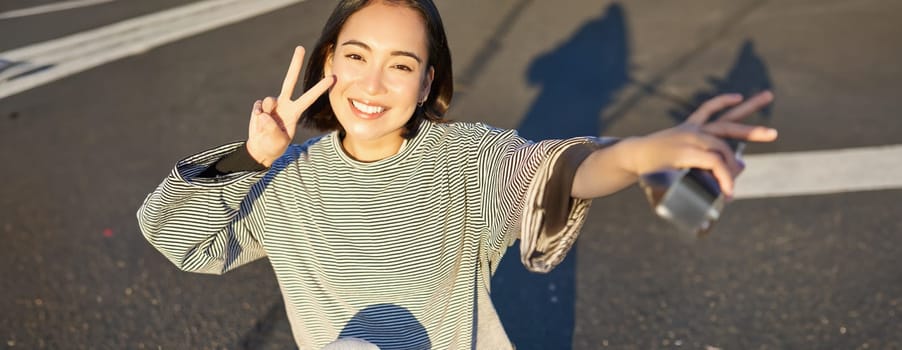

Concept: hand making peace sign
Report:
left=246, top=46, right=335, bottom=167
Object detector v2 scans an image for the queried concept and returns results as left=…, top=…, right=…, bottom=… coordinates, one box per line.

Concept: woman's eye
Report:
left=345, top=54, right=363, bottom=61
left=393, top=64, right=413, bottom=72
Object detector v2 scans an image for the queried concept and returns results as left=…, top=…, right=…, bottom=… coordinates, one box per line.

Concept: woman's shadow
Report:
left=491, top=4, right=630, bottom=349
left=668, top=39, right=774, bottom=125
left=494, top=20, right=775, bottom=349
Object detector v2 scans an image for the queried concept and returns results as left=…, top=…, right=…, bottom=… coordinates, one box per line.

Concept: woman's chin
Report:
left=339, top=117, right=409, bottom=143
left=342, top=126, right=400, bottom=143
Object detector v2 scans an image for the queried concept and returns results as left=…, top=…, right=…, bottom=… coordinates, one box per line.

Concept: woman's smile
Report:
left=349, top=99, right=388, bottom=119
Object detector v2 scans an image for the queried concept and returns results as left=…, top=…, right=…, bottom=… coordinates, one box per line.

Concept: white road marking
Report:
left=735, top=144, right=902, bottom=199
left=0, top=0, right=306, bottom=99
left=0, top=0, right=114, bottom=19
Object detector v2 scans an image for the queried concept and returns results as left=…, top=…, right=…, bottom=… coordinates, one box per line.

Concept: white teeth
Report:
left=352, top=100, right=385, bottom=114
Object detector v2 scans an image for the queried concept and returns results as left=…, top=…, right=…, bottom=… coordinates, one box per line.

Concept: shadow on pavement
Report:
left=491, top=4, right=630, bottom=349
left=241, top=299, right=288, bottom=349
left=493, top=11, right=776, bottom=350
left=669, top=39, right=775, bottom=125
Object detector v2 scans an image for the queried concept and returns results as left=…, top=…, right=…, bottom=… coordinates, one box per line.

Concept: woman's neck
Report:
left=340, top=134, right=405, bottom=162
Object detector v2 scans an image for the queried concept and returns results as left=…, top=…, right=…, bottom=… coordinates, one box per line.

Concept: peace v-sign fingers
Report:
left=279, top=46, right=306, bottom=100
left=685, top=93, right=744, bottom=125
left=684, top=91, right=778, bottom=143
left=246, top=46, right=335, bottom=167
left=274, top=46, right=335, bottom=133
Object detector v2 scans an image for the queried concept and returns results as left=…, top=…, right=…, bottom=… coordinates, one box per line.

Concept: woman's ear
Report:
left=420, top=66, right=435, bottom=102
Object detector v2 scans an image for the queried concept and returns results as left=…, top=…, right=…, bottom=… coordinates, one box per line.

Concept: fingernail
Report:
left=767, top=128, right=778, bottom=137
left=738, top=159, right=746, bottom=170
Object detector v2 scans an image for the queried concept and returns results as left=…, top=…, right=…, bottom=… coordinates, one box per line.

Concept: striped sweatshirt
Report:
left=137, top=121, right=607, bottom=349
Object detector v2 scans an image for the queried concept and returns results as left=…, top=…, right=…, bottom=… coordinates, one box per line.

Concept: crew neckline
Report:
left=330, top=121, right=431, bottom=170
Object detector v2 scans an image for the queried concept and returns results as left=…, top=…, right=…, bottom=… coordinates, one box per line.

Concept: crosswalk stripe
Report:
left=0, top=0, right=306, bottom=100
left=736, top=144, right=902, bottom=199
left=0, top=0, right=115, bottom=19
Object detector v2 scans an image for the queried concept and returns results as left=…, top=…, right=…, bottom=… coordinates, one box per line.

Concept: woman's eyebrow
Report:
left=340, top=40, right=423, bottom=63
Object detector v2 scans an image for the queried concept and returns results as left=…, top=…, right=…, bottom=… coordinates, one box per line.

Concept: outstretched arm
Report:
left=571, top=91, right=779, bottom=199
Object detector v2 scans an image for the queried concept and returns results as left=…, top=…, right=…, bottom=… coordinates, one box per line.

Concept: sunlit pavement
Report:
left=1, top=0, right=900, bottom=348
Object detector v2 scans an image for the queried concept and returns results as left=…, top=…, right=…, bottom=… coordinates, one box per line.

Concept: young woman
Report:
left=137, top=0, right=778, bottom=349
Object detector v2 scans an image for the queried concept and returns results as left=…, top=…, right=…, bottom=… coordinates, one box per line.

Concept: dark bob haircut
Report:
left=300, top=0, right=453, bottom=139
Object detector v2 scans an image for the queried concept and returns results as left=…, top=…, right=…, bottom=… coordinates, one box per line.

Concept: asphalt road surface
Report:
left=2, top=0, right=900, bottom=349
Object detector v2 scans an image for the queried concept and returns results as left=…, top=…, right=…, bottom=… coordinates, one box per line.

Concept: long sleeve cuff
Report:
left=519, top=137, right=617, bottom=273
left=197, top=142, right=268, bottom=178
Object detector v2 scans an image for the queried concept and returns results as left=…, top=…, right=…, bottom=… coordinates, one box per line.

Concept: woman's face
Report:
left=324, top=1, right=433, bottom=145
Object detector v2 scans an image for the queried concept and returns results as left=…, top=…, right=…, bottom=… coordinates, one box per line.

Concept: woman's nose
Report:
left=360, top=67, right=387, bottom=96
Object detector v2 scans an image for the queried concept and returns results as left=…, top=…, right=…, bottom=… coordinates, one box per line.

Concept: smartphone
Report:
left=639, top=141, right=744, bottom=237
